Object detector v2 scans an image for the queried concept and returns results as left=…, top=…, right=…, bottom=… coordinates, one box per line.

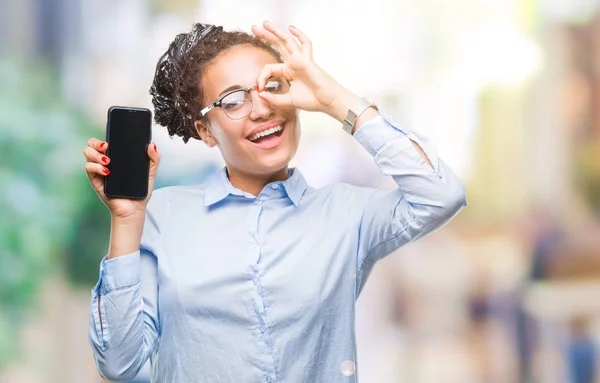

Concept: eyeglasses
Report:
left=199, top=77, right=290, bottom=120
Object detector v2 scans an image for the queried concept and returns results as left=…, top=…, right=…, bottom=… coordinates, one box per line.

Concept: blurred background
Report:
left=2, top=0, right=600, bottom=382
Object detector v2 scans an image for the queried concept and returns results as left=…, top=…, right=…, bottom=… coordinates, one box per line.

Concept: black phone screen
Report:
left=104, top=107, right=152, bottom=199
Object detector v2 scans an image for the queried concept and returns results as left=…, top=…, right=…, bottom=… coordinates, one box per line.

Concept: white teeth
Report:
left=249, top=125, right=283, bottom=142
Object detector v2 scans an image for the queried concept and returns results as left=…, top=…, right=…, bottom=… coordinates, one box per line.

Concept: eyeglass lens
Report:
left=220, top=77, right=289, bottom=120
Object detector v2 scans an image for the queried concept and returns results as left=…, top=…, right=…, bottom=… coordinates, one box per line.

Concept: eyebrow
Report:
left=217, top=85, right=242, bottom=98
left=217, top=84, right=254, bottom=98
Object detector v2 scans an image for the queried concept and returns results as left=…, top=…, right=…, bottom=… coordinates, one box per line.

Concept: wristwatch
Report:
left=342, top=97, right=379, bottom=135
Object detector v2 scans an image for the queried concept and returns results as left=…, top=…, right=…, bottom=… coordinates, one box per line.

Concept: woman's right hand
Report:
left=83, top=138, right=161, bottom=220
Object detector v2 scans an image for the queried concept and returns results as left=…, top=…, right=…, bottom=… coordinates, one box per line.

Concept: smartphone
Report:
left=103, top=106, right=152, bottom=199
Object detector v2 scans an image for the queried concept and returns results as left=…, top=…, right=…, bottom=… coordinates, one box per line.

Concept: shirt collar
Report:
left=203, top=167, right=236, bottom=206
left=204, top=167, right=308, bottom=207
left=280, top=168, right=308, bottom=207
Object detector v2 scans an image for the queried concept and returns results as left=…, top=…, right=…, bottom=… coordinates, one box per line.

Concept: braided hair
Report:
left=150, top=23, right=282, bottom=142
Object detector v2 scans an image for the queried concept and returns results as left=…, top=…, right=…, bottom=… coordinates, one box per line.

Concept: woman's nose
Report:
left=248, top=89, right=274, bottom=120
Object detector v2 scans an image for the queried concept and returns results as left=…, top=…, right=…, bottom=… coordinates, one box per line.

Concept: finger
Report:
left=262, top=21, right=301, bottom=55
left=289, top=25, right=312, bottom=58
left=83, top=146, right=110, bottom=166
left=87, top=138, right=108, bottom=153
left=258, top=91, right=293, bottom=108
left=85, top=161, right=110, bottom=177
left=257, top=63, right=290, bottom=91
left=251, top=25, right=290, bottom=58
left=147, top=142, right=161, bottom=192
left=147, top=143, right=161, bottom=170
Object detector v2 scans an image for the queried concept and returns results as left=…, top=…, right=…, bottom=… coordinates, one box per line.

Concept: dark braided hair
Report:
left=150, top=23, right=282, bottom=143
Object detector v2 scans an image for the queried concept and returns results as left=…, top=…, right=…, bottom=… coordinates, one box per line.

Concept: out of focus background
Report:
left=2, top=0, right=600, bottom=382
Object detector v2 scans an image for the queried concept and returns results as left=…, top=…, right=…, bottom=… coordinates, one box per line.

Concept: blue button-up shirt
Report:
left=88, top=114, right=467, bottom=382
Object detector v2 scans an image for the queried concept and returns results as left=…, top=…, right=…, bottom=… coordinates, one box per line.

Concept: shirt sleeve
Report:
left=88, top=189, right=166, bottom=381
left=353, top=113, right=467, bottom=267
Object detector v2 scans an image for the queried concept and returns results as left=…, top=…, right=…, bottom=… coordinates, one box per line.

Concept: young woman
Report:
left=85, top=21, right=467, bottom=382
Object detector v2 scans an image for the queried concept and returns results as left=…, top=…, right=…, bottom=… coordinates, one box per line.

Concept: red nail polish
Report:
left=102, top=156, right=109, bottom=163
left=103, top=168, right=110, bottom=175
left=153, top=143, right=157, bottom=152
left=100, top=142, right=106, bottom=149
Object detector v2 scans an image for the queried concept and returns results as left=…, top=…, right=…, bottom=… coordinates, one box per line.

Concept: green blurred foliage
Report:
left=576, top=140, right=600, bottom=213
left=150, top=0, right=198, bottom=14
left=0, top=58, right=110, bottom=369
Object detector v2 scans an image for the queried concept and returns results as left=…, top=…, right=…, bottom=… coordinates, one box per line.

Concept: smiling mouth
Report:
left=247, top=124, right=285, bottom=143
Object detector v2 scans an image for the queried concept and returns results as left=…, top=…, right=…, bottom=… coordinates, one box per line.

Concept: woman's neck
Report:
left=226, top=166, right=289, bottom=197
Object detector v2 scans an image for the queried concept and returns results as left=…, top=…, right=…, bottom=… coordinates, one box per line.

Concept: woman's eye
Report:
left=264, top=80, right=282, bottom=93
left=222, top=92, right=246, bottom=110
left=222, top=101, right=243, bottom=111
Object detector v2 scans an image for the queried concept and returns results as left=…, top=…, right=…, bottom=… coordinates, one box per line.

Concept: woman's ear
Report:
left=195, top=120, right=217, bottom=147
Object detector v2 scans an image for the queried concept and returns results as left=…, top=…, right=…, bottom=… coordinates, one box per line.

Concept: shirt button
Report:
left=254, top=198, right=262, bottom=205
left=253, top=277, right=259, bottom=285
left=271, top=184, right=279, bottom=189
left=259, top=325, right=266, bottom=333
left=340, top=360, right=356, bottom=376
left=264, top=377, right=271, bottom=383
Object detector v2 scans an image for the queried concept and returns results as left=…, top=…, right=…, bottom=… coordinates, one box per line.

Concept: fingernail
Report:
left=100, top=142, right=106, bottom=149
left=289, top=25, right=296, bottom=29
left=102, top=168, right=110, bottom=175
left=153, top=143, right=157, bottom=152
left=101, top=156, right=109, bottom=164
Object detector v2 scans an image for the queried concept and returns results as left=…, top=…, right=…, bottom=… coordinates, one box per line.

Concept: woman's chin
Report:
left=255, top=150, right=295, bottom=173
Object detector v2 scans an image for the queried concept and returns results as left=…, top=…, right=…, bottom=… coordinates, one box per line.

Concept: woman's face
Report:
left=196, top=45, right=300, bottom=177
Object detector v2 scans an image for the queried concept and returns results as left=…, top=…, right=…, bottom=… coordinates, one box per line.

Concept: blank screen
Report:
left=105, top=108, right=151, bottom=198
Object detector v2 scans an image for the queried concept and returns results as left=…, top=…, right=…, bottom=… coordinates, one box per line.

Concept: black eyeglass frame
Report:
left=199, top=84, right=258, bottom=120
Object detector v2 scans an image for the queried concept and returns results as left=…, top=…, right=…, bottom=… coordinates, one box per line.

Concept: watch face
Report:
left=342, top=119, right=354, bottom=135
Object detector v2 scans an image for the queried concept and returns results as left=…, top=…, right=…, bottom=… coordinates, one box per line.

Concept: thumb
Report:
left=258, top=91, right=291, bottom=107
left=148, top=142, right=161, bottom=182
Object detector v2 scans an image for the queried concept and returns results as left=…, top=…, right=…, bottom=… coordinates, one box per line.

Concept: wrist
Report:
left=111, top=208, right=146, bottom=223
left=111, top=213, right=145, bottom=228
left=323, top=87, right=360, bottom=123
left=108, top=214, right=145, bottom=259
left=323, top=87, right=380, bottom=133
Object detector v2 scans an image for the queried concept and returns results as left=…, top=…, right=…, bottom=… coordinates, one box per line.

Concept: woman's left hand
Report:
left=251, top=21, right=348, bottom=115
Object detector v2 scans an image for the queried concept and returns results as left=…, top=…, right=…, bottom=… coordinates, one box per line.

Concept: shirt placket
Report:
left=247, top=196, right=277, bottom=383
